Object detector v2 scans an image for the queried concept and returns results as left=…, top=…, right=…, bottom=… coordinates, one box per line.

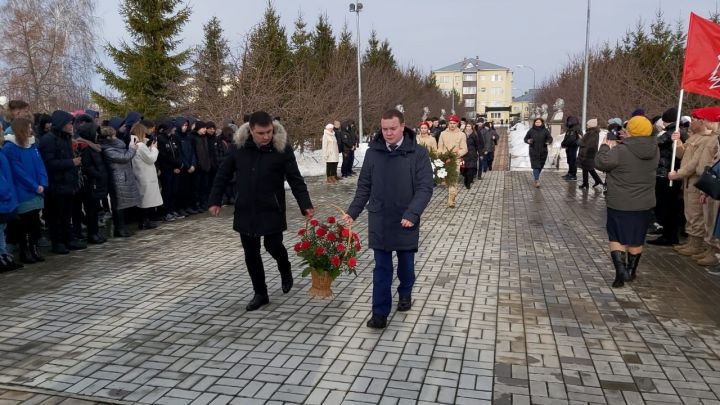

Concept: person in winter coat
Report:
left=669, top=109, right=720, bottom=266
left=577, top=118, right=604, bottom=189
left=217, top=126, right=235, bottom=205
left=416, top=121, right=437, bottom=152
left=438, top=114, right=468, bottom=208
left=648, top=108, right=690, bottom=246
left=191, top=121, right=213, bottom=212
left=100, top=126, right=140, bottom=238
left=0, top=126, right=22, bottom=271
left=340, top=119, right=358, bottom=177
left=130, top=123, right=163, bottom=230
left=322, top=123, right=340, bottom=183
left=156, top=119, right=182, bottom=221
left=119, top=111, right=142, bottom=147
left=462, top=123, right=480, bottom=189
left=561, top=116, right=581, bottom=181
left=77, top=122, right=108, bottom=244
left=38, top=110, right=85, bottom=254
left=595, top=115, right=659, bottom=288
left=209, top=111, right=314, bottom=312
left=2, top=118, right=48, bottom=264
left=524, top=118, right=553, bottom=188
left=480, top=122, right=496, bottom=174
left=176, top=118, right=197, bottom=216
left=343, top=109, right=434, bottom=329
left=205, top=121, right=220, bottom=203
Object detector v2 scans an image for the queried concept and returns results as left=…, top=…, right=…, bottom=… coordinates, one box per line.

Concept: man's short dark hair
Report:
left=430, top=116, right=438, bottom=121
left=381, top=109, right=404, bottom=124
left=249, top=111, right=273, bottom=128
left=8, top=100, right=29, bottom=110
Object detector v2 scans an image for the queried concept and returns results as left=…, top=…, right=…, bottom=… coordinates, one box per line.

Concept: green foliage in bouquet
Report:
left=422, top=146, right=459, bottom=185
left=294, top=217, right=361, bottom=281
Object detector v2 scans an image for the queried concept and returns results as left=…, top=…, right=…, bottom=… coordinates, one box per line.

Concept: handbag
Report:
left=695, top=160, right=720, bottom=200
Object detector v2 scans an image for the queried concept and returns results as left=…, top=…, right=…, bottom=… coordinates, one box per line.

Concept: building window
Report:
left=462, top=87, right=477, bottom=95
left=479, top=75, right=486, bottom=81
left=464, top=99, right=476, bottom=108
left=490, top=112, right=501, bottom=119
left=491, top=87, right=503, bottom=96
left=490, top=74, right=504, bottom=82
left=480, top=87, right=486, bottom=93
left=463, top=73, right=476, bottom=81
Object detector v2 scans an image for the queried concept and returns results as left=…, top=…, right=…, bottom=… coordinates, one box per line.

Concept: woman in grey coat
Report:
left=99, top=126, right=140, bottom=237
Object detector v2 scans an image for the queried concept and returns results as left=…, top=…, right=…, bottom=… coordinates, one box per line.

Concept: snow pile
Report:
left=295, top=143, right=369, bottom=178
left=508, top=123, right=605, bottom=171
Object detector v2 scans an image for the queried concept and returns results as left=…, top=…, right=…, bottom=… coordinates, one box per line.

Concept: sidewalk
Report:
left=0, top=172, right=719, bottom=404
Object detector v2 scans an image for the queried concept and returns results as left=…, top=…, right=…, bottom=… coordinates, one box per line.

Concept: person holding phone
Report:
left=131, top=123, right=163, bottom=230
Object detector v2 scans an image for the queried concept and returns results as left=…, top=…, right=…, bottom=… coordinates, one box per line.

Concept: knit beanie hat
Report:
left=586, top=118, right=598, bottom=129
left=626, top=116, right=653, bottom=136
left=607, top=118, right=622, bottom=127
left=661, top=107, right=678, bottom=124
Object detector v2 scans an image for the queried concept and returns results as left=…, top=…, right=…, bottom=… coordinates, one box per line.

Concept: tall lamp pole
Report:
left=349, top=2, right=363, bottom=140
left=515, top=64, right=536, bottom=90
left=581, top=0, right=591, bottom=133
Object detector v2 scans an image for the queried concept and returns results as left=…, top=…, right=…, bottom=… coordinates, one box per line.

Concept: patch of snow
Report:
left=286, top=143, right=370, bottom=189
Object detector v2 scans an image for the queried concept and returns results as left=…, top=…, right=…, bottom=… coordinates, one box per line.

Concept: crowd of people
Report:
left=0, top=99, right=241, bottom=271
left=523, top=106, right=720, bottom=287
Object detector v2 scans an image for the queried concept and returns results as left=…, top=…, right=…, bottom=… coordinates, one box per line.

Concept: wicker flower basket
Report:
left=309, top=269, right=334, bottom=298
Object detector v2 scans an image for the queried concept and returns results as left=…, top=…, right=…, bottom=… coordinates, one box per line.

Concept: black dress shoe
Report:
left=246, top=294, right=269, bottom=311
left=281, top=273, right=293, bottom=294
left=113, top=229, right=131, bottom=238
left=647, top=237, right=679, bottom=246
left=398, top=296, right=412, bottom=312
left=67, top=239, right=87, bottom=250
left=51, top=244, right=70, bottom=254
left=366, top=314, right=387, bottom=329
left=88, top=234, right=105, bottom=244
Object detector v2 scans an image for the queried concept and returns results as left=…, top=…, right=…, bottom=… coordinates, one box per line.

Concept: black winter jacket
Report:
left=157, top=132, right=181, bottom=172
left=77, top=123, right=108, bottom=198
left=209, top=122, right=312, bottom=236
left=524, top=126, right=553, bottom=169
left=463, top=132, right=480, bottom=169
left=38, top=111, right=79, bottom=195
left=578, top=128, right=600, bottom=170
left=656, top=124, right=689, bottom=178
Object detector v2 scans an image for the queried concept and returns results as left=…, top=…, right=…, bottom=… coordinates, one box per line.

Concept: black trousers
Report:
left=341, top=149, right=354, bottom=176
left=109, top=190, right=128, bottom=232
left=581, top=169, right=603, bottom=186
left=240, top=232, right=291, bottom=296
left=83, top=192, right=100, bottom=238
left=160, top=170, right=178, bottom=214
left=177, top=170, right=196, bottom=210
left=72, top=190, right=85, bottom=238
left=194, top=169, right=213, bottom=210
left=566, top=147, right=578, bottom=176
left=654, top=177, right=683, bottom=242
left=45, top=192, right=73, bottom=245
left=463, top=167, right=476, bottom=187
left=326, top=162, right=338, bottom=178
left=9, top=209, right=42, bottom=247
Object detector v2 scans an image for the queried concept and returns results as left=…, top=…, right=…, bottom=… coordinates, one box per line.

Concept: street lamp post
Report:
left=349, top=2, right=363, bottom=141
left=515, top=64, right=536, bottom=90
left=581, top=0, right=591, bottom=133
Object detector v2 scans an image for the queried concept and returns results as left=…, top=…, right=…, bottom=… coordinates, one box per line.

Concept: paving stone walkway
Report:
left=1, top=170, right=720, bottom=405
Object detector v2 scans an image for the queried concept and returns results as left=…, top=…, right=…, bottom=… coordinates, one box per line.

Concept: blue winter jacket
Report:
left=347, top=128, right=434, bottom=251
left=1, top=135, right=48, bottom=204
left=0, top=152, right=18, bottom=215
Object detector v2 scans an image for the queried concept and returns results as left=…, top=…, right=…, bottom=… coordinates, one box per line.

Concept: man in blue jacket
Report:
left=343, top=109, right=434, bottom=329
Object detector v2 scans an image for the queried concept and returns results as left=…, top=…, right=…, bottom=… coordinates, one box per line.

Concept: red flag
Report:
left=682, top=13, right=720, bottom=99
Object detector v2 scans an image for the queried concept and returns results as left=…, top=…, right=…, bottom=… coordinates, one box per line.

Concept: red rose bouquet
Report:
left=294, top=215, right=361, bottom=297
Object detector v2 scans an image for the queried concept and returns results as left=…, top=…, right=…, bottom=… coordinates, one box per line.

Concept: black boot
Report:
left=29, top=243, right=45, bottom=262
left=281, top=272, right=293, bottom=294
left=245, top=294, right=269, bottom=311
left=19, top=241, right=36, bottom=264
left=611, top=250, right=628, bottom=288
left=627, top=253, right=642, bottom=281
left=1, top=254, right=24, bottom=271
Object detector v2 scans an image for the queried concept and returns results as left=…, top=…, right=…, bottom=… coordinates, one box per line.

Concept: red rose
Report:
left=300, top=240, right=311, bottom=250
left=341, top=228, right=351, bottom=238
left=326, top=233, right=337, bottom=242
left=355, top=243, right=361, bottom=251
left=337, top=243, right=345, bottom=252
left=327, top=216, right=336, bottom=224
left=293, top=242, right=301, bottom=252
left=315, top=246, right=325, bottom=256
left=330, top=256, right=341, bottom=267
left=348, top=257, right=357, bottom=268
left=353, top=233, right=359, bottom=242
left=298, top=229, right=307, bottom=236
left=316, top=228, right=327, bottom=237
left=310, top=219, right=319, bottom=227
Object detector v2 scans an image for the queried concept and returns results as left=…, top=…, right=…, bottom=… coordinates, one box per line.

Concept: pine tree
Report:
left=193, top=16, right=230, bottom=100
left=309, top=14, right=336, bottom=76
left=92, top=0, right=191, bottom=117
left=363, top=30, right=396, bottom=70
left=336, top=23, right=356, bottom=63
left=290, top=12, right=311, bottom=67
left=246, top=2, right=291, bottom=75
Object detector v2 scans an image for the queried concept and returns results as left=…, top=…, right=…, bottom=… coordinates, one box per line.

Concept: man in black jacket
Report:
left=38, top=110, right=86, bottom=254
left=209, top=111, right=314, bottom=311
left=156, top=119, right=182, bottom=220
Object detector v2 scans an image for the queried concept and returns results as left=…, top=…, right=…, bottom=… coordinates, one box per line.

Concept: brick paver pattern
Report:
left=1, top=169, right=720, bottom=404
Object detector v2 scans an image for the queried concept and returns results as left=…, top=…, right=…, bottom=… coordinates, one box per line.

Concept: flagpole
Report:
left=669, top=88, right=684, bottom=186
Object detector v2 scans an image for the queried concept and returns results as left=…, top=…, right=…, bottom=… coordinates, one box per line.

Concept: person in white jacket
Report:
left=130, top=123, right=163, bottom=230
left=322, top=123, right=339, bottom=183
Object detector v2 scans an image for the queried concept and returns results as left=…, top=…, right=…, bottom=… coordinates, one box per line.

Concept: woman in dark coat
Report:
left=99, top=126, right=140, bottom=237
left=462, top=125, right=480, bottom=189
left=577, top=118, right=604, bottom=189
left=524, top=118, right=553, bottom=188
left=595, top=115, right=659, bottom=288
left=77, top=122, right=108, bottom=244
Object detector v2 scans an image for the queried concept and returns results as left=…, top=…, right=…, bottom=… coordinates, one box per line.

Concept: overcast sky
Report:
left=95, top=0, right=719, bottom=96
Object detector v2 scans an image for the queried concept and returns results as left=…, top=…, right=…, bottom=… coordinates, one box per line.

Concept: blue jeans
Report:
left=532, top=168, right=542, bottom=181
left=373, top=249, right=416, bottom=317
left=0, top=223, right=6, bottom=255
